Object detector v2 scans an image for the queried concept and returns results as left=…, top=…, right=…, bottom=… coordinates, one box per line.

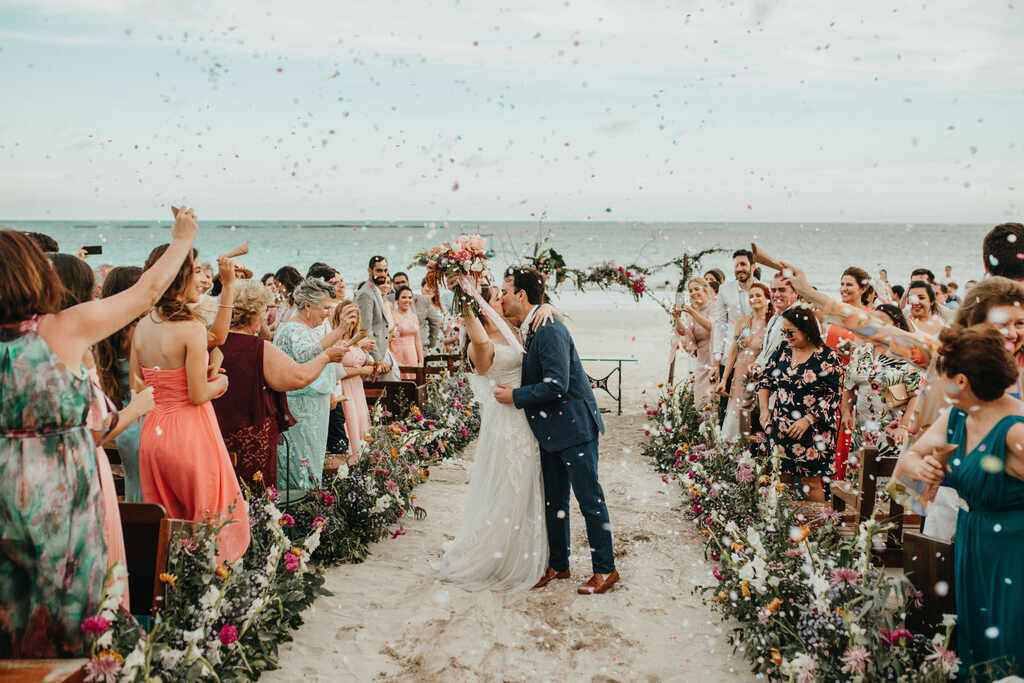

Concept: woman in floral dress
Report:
left=757, top=306, right=841, bottom=502
left=0, top=212, right=197, bottom=656
left=841, top=304, right=922, bottom=483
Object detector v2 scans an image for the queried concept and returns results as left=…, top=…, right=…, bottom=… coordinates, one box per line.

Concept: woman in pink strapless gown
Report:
left=676, top=278, right=717, bottom=411
left=139, top=365, right=250, bottom=563
left=389, top=286, right=424, bottom=382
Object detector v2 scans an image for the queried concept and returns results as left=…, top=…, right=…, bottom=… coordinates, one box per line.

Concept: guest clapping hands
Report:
left=675, top=278, right=717, bottom=410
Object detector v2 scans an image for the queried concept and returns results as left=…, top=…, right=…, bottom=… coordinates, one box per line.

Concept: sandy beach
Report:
left=265, top=413, right=752, bottom=682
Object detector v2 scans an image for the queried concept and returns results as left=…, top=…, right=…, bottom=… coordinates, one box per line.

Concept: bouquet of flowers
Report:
left=410, top=234, right=493, bottom=313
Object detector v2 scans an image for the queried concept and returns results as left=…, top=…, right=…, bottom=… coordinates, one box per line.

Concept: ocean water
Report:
left=4, top=219, right=989, bottom=309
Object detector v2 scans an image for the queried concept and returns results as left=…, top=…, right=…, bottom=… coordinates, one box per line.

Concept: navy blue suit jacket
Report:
left=513, top=318, right=605, bottom=452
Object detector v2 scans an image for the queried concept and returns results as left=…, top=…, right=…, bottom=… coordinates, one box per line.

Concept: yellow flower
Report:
left=774, top=482, right=785, bottom=493
left=390, top=448, right=399, bottom=458
left=290, top=547, right=303, bottom=558
left=769, top=648, right=782, bottom=667
left=731, top=542, right=744, bottom=553
left=699, top=529, right=711, bottom=536
left=159, top=572, right=177, bottom=587
left=97, top=649, right=123, bottom=663
left=363, top=434, right=374, bottom=442
left=410, top=405, right=421, bottom=416
left=740, top=580, right=750, bottom=598
left=790, top=525, right=811, bottom=545
left=717, top=590, right=728, bottom=602
left=252, top=471, right=263, bottom=483
left=766, top=597, right=782, bottom=614
left=215, top=565, right=229, bottom=580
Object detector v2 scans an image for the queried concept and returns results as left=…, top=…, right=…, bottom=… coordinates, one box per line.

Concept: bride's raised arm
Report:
left=460, top=312, right=496, bottom=375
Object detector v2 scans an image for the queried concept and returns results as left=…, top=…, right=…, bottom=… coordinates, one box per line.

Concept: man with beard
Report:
left=713, top=249, right=757, bottom=422
left=356, top=255, right=400, bottom=381
left=752, top=273, right=800, bottom=372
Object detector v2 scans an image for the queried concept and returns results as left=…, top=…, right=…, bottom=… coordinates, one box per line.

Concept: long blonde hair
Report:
left=332, top=299, right=361, bottom=339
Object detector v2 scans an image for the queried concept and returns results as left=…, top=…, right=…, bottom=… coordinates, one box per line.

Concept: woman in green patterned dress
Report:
left=0, top=209, right=198, bottom=656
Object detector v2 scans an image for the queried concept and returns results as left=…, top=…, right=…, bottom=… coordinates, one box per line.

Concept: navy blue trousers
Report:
left=540, top=438, right=615, bottom=575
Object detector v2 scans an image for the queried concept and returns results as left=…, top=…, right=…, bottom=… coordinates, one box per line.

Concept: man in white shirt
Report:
left=713, top=249, right=756, bottom=421
left=752, top=273, right=800, bottom=372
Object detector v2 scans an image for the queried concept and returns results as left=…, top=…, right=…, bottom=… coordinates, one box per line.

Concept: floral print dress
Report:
left=0, top=317, right=107, bottom=657
left=757, top=344, right=841, bottom=477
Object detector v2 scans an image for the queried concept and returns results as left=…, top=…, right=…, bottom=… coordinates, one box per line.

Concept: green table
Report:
left=580, top=357, right=639, bottom=415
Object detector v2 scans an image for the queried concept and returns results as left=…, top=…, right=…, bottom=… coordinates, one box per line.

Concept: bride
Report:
left=436, top=282, right=552, bottom=591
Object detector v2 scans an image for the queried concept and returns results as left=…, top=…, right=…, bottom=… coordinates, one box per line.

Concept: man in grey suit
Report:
left=356, top=255, right=400, bottom=381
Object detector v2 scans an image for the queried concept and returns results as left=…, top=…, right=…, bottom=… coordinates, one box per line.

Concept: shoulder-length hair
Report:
left=144, top=244, right=198, bottom=322
left=781, top=305, right=824, bottom=348
left=0, top=230, right=63, bottom=324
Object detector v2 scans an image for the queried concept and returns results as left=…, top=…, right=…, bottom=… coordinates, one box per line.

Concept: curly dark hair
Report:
left=937, top=324, right=1018, bottom=401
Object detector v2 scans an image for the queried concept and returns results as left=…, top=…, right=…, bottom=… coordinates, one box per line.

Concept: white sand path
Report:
left=265, top=415, right=755, bottom=682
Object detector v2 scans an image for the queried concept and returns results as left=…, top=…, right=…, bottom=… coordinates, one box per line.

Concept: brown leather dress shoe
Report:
left=532, top=567, right=571, bottom=589
left=578, top=570, right=620, bottom=595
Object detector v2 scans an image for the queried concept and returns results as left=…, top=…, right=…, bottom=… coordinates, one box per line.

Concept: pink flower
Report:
left=321, top=492, right=335, bottom=506
left=840, top=645, right=872, bottom=675
left=267, top=486, right=277, bottom=501
left=280, top=513, right=295, bottom=528
left=712, top=565, right=724, bottom=581
left=460, top=426, right=468, bottom=438
left=785, top=548, right=805, bottom=557
left=687, top=452, right=698, bottom=462
left=735, top=466, right=755, bottom=483
left=80, top=615, right=110, bottom=634
left=284, top=553, right=299, bottom=572
left=312, top=516, right=326, bottom=531
left=925, top=645, right=961, bottom=675
left=84, top=654, right=121, bottom=682
left=219, top=623, right=239, bottom=646
left=879, top=628, right=913, bottom=647
left=691, top=503, right=702, bottom=515
left=828, top=568, right=862, bottom=588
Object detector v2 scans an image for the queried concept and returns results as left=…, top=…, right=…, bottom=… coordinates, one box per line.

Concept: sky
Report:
left=0, top=0, right=1021, bottom=222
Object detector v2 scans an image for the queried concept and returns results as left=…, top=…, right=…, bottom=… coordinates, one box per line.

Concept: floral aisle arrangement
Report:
left=80, top=372, right=481, bottom=682
left=642, top=383, right=960, bottom=682
left=583, top=262, right=648, bottom=302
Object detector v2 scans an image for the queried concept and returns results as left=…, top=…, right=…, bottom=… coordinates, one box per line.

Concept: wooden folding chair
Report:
left=903, top=530, right=956, bottom=637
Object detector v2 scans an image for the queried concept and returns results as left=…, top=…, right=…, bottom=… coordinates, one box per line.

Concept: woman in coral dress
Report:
left=134, top=242, right=249, bottom=564
left=389, top=286, right=424, bottom=381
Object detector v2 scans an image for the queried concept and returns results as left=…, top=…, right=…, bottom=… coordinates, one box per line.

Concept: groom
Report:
left=494, top=267, right=619, bottom=595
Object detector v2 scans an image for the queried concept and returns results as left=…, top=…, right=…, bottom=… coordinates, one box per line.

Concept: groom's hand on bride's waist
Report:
left=494, top=383, right=515, bottom=404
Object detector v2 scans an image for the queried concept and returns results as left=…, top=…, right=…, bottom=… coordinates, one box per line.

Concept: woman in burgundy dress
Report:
left=212, top=280, right=349, bottom=487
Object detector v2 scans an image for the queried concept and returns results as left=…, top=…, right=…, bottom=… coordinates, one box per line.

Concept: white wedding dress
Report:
left=437, top=342, right=549, bottom=591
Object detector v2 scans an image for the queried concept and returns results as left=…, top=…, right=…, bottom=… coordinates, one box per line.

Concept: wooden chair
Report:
left=0, top=660, right=87, bottom=683
left=903, top=530, right=956, bottom=638
left=830, top=447, right=907, bottom=566
left=424, top=353, right=461, bottom=376
left=104, top=446, right=125, bottom=498
left=364, top=380, right=421, bottom=420
left=118, top=501, right=169, bottom=616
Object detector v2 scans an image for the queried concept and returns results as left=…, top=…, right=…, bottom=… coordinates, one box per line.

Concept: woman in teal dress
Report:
left=0, top=214, right=198, bottom=656
left=272, top=277, right=351, bottom=491
left=902, top=324, right=1024, bottom=677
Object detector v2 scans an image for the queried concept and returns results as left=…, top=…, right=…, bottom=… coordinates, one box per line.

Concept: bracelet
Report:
left=219, top=304, right=234, bottom=310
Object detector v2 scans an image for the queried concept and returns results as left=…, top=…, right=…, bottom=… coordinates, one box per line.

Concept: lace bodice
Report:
left=483, top=343, right=522, bottom=388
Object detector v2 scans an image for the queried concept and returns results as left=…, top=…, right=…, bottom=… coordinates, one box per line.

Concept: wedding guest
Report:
left=675, top=278, right=716, bottom=410
left=713, top=250, right=756, bottom=416
left=704, top=269, right=725, bottom=294
left=891, top=284, right=905, bottom=302
left=274, top=277, right=351, bottom=490
left=937, top=264, right=953, bottom=286
left=757, top=306, right=841, bottom=503
left=716, top=281, right=771, bottom=442
left=308, top=264, right=345, bottom=300
left=390, top=286, right=425, bottom=381
left=900, top=324, right=1024, bottom=674
left=423, top=277, right=458, bottom=353
left=22, top=231, right=59, bottom=253
left=48, top=253, right=131, bottom=609
left=946, top=281, right=960, bottom=306
left=911, top=267, right=936, bottom=285
left=260, top=272, right=277, bottom=288
left=905, top=280, right=945, bottom=337
left=752, top=273, right=800, bottom=372
left=356, top=256, right=399, bottom=381
left=274, top=265, right=303, bottom=325
left=952, top=277, right=1024, bottom=392
left=134, top=240, right=250, bottom=564
left=0, top=210, right=195, bottom=657
left=94, top=266, right=147, bottom=502
left=197, top=261, right=214, bottom=294
left=983, top=222, right=1024, bottom=280
left=840, top=304, right=922, bottom=481
left=333, top=300, right=378, bottom=461
left=212, top=280, right=349, bottom=486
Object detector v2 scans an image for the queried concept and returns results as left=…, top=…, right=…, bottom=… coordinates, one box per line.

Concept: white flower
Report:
left=182, top=628, right=204, bottom=645
left=199, top=586, right=221, bottom=611
left=121, top=646, right=145, bottom=678
left=95, top=630, right=113, bottom=648
left=336, top=463, right=349, bottom=481
left=159, top=647, right=185, bottom=669
left=941, top=613, right=957, bottom=627
left=373, top=495, right=392, bottom=513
